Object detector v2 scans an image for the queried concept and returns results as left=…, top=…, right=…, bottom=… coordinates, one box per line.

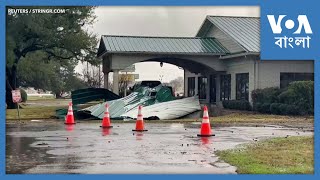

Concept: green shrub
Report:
left=284, top=104, right=300, bottom=115
left=278, top=81, right=314, bottom=115
left=252, top=87, right=282, bottom=104
left=222, top=100, right=251, bottom=111
left=252, top=82, right=313, bottom=115
left=279, top=104, right=299, bottom=115
left=270, top=103, right=281, bottom=115
left=270, top=103, right=300, bottom=115
left=252, top=87, right=282, bottom=111
left=255, top=102, right=262, bottom=112
left=19, top=89, right=28, bottom=102
left=256, top=103, right=271, bottom=114
left=278, top=104, right=287, bottom=115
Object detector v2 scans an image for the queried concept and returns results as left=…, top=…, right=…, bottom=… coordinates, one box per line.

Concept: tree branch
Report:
left=44, top=49, right=80, bottom=60
left=20, top=44, right=43, bottom=58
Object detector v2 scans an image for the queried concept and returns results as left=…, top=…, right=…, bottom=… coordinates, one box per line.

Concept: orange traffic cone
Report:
left=65, top=102, right=76, bottom=125
left=132, top=106, right=148, bottom=132
left=197, top=106, right=214, bottom=137
left=65, top=124, right=75, bottom=132
left=135, top=132, right=144, bottom=141
left=201, top=137, right=211, bottom=145
left=102, top=128, right=111, bottom=136
left=100, top=103, right=113, bottom=128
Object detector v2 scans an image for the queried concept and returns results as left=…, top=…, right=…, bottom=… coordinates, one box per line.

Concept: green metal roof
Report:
left=197, top=16, right=260, bottom=53
left=97, top=35, right=229, bottom=57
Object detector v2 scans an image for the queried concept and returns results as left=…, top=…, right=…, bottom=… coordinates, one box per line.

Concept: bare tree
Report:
left=168, top=77, right=184, bottom=96
left=119, top=73, right=135, bottom=97
left=82, top=62, right=104, bottom=88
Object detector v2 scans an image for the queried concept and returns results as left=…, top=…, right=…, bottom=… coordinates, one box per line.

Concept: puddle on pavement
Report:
left=5, top=122, right=313, bottom=174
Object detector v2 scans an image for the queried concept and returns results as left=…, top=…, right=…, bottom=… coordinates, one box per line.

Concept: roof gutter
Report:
left=97, top=52, right=104, bottom=58
left=219, top=52, right=260, bottom=59
left=97, top=51, right=226, bottom=58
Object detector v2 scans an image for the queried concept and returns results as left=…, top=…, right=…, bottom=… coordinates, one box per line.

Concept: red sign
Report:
left=12, top=90, right=22, bottom=103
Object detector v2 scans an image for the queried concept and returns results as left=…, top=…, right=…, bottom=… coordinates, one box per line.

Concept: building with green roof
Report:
left=97, top=16, right=314, bottom=105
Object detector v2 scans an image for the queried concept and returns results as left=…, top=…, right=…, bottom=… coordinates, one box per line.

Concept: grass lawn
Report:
left=156, top=113, right=313, bottom=127
left=6, top=106, right=63, bottom=120
left=5, top=99, right=314, bottom=125
left=27, top=96, right=55, bottom=101
left=209, top=113, right=314, bottom=125
left=6, top=101, right=101, bottom=120
left=6, top=104, right=314, bottom=124
left=216, top=136, right=314, bottom=174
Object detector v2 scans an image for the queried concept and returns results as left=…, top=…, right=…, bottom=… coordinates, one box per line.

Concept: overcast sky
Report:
left=77, top=6, right=260, bottom=83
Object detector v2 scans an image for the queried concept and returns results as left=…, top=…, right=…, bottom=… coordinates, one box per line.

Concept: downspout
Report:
left=255, top=56, right=260, bottom=90
left=184, top=69, right=186, bottom=97
left=251, top=55, right=259, bottom=106
left=254, top=59, right=256, bottom=90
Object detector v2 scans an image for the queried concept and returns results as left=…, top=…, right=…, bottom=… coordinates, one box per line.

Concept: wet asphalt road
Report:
left=6, top=121, right=313, bottom=174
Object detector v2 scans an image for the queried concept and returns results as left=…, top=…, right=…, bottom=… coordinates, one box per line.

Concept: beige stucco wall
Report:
left=105, top=54, right=227, bottom=72
left=104, top=52, right=314, bottom=103
left=256, top=60, right=314, bottom=89
left=184, top=57, right=314, bottom=104
left=224, top=59, right=314, bottom=102
left=224, top=56, right=256, bottom=102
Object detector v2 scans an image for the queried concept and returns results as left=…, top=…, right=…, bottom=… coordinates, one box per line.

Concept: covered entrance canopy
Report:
left=97, top=35, right=229, bottom=57
left=97, top=35, right=230, bottom=95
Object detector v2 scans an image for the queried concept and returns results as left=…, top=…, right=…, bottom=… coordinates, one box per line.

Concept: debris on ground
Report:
left=56, top=84, right=201, bottom=120
left=71, top=88, right=120, bottom=105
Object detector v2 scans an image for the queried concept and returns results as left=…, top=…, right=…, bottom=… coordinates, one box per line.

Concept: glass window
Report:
left=280, top=73, right=314, bottom=89
left=187, top=77, right=195, bottom=97
left=220, top=74, right=231, bottom=101
left=198, top=77, right=208, bottom=100
left=236, top=73, right=249, bottom=101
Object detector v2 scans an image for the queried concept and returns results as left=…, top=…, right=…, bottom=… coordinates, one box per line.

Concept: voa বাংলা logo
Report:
left=267, top=15, right=313, bottom=49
